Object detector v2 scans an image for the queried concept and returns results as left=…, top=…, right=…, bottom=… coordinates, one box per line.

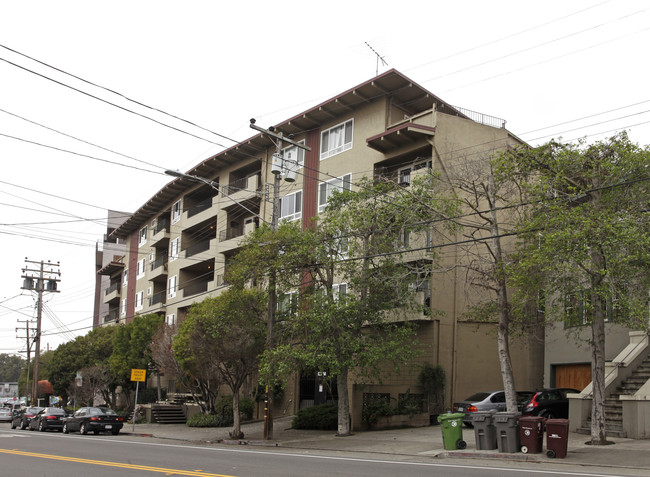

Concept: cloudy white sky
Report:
left=1, top=0, right=649, bottom=357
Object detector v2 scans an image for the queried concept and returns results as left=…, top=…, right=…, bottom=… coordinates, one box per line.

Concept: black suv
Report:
left=521, top=388, right=579, bottom=419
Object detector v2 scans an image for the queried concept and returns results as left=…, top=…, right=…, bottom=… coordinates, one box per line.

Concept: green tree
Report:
left=498, top=133, right=650, bottom=445
left=0, top=353, right=25, bottom=382
left=47, top=325, right=117, bottom=404
left=108, top=314, right=163, bottom=407
left=235, top=175, right=458, bottom=436
left=179, top=288, right=267, bottom=438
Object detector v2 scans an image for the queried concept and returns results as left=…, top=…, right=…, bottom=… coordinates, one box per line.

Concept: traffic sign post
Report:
left=130, top=369, right=146, bottom=432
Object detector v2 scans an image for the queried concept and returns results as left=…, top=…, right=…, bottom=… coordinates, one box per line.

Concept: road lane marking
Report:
left=0, top=449, right=237, bottom=477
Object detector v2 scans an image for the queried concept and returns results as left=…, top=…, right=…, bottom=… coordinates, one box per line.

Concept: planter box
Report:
left=373, top=412, right=430, bottom=430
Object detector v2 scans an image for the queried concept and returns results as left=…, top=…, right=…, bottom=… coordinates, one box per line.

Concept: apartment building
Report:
left=103, top=69, right=544, bottom=429
left=94, top=210, right=131, bottom=327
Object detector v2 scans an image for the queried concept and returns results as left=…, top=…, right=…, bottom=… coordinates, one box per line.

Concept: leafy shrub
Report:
left=139, top=388, right=167, bottom=404
left=187, top=413, right=233, bottom=428
left=215, top=395, right=255, bottom=421
left=361, top=401, right=393, bottom=426
left=292, top=403, right=338, bottom=430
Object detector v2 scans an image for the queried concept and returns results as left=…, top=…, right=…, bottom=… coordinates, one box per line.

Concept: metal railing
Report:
left=150, top=255, right=168, bottom=271
left=219, top=227, right=244, bottom=242
left=187, top=197, right=213, bottom=218
left=149, top=291, right=166, bottom=307
left=153, top=218, right=169, bottom=235
left=184, top=239, right=211, bottom=257
left=182, top=281, right=209, bottom=297
left=451, top=105, right=506, bottom=129
left=105, top=282, right=121, bottom=296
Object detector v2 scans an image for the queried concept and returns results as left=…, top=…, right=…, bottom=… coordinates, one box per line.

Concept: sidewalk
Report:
left=126, top=417, right=650, bottom=471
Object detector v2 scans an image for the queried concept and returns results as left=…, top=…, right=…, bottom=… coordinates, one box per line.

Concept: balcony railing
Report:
left=219, top=226, right=244, bottom=242
left=153, top=218, right=169, bottom=235
left=187, top=197, right=213, bottom=218
left=150, top=255, right=168, bottom=271
left=222, top=174, right=260, bottom=196
left=104, top=282, right=121, bottom=296
left=103, top=309, right=119, bottom=323
left=149, top=290, right=166, bottom=307
left=184, top=238, right=211, bottom=258
left=451, top=105, right=506, bottom=129
left=182, top=280, right=209, bottom=297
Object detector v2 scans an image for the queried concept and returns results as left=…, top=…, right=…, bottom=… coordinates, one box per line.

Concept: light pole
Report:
left=249, top=119, right=311, bottom=439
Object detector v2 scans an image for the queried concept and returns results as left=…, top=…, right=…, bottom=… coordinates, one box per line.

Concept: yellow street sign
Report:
left=130, top=369, right=146, bottom=382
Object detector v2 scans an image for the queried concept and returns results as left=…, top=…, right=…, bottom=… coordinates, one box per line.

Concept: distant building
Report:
left=94, top=210, right=131, bottom=327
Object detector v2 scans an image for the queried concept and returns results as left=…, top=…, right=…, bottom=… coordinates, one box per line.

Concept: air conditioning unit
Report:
left=244, top=217, right=257, bottom=235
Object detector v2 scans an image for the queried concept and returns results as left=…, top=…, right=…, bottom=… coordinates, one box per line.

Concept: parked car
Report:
left=0, top=407, right=12, bottom=422
left=63, top=407, right=124, bottom=435
left=453, top=390, right=534, bottom=426
left=521, top=388, right=580, bottom=419
left=29, top=407, right=66, bottom=432
left=11, top=406, right=44, bottom=429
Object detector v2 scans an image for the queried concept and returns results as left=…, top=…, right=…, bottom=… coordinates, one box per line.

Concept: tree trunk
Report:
left=590, top=247, right=608, bottom=444
left=231, top=392, right=244, bottom=439
left=337, top=369, right=351, bottom=436
left=488, top=170, right=518, bottom=412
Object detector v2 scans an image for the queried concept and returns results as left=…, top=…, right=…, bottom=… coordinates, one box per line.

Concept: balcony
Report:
left=103, top=309, right=119, bottom=324
left=149, top=290, right=166, bottom=307
left=184, top=238, right=211, bottom=258
left=220, top=174, right=260, bottom=206
left=187, top=197, right=213, bottom=218
left=149, top=255, right=169, bottom=282
left=150, top=218, right=170, bottom=247
left=103, top=282, right=121, bottom=304
left=182, top=280, right=210, bottom=298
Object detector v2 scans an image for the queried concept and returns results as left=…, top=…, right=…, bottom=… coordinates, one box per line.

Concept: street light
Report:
left=164, top=169, right=269, bottom=224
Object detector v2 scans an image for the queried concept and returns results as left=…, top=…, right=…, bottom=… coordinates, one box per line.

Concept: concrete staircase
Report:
left=151, top=404, right=187, bottom=424
left=581, top=357, right=650, bottom=437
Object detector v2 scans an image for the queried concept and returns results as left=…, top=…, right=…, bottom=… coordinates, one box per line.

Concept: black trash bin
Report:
left=519, top=415, right=545, bottom=453
left=493, top=412, right=520, bottom=453
left=546, top=418, right=569, bottom=458
left=472, top=411, right=497, bottom=450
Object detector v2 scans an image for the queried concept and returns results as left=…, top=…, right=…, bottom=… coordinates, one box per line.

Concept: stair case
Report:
left=581, top=357, right=650, bottom=438
left=151, top=404, right=187, bottom=424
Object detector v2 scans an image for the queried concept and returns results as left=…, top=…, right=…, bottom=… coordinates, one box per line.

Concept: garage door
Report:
left=554, top=364, right=591, bottom=391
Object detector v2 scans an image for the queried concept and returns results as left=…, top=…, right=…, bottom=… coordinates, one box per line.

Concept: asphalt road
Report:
left=0, top=428, right=646, bottom=477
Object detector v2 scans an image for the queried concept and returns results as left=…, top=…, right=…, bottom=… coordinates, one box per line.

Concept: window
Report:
left=147, top=287, right=152, bottom=296
left=169, top=237, right=180, bottom=262
left=280, top=191, right=302, bottom=221
left=121, top=298, right=127, bottom=317
left=318, top=173, right=351, bottom=212
left=171, top=200, right=182, bottom=224
left=397, top=159, right=432, bottom=186
left=277, top=291, right=298, bottom=316
left=135, top=291, right=144, bottom=311
left=138, top=226, right=148, bottom=247
left=168, top=275, right=177, bottom=299
left=333, top=283, right=347, bottom=301
left=123, top=269, right=128, bottom=287
left=166, top=314, right=176, bottom=326
left=564, top=291, right=589, bottom=328
left=136, top=258, right=146, bottom=279
left=321, top=119, right=353, bottom=160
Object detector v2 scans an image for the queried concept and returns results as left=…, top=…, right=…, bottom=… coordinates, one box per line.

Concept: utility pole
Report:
left=249, top=119, right=310, bottom=439
left=21, top=259, right=60, bottom=406
left=16, top=319, right=36, bottom=403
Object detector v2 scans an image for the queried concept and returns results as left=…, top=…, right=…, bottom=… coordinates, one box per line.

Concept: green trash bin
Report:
left=437, top=412, right=467, bottom=450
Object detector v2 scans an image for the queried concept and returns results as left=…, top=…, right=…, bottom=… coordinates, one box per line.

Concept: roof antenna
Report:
left=365, top=42, right=388, bottom=76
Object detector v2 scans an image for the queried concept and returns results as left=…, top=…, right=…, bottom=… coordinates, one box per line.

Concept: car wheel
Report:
left=111, top=430, right=120, bottom=436
left=80, top=423, right=88, bottom=435
left=10, top=421, right=16, bottom=429
left=93, top=430, right=99, bottom=435
left=463, top=422, right=474, bottom=428
left=39, top=420, right=45, bottom=432
left=63, top=423, right=69, bottom=434
left=20, top=420, right=27, bottom=430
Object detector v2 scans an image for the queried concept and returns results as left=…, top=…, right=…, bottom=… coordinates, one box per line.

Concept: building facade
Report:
left=105, top=70, right=544, bottom=429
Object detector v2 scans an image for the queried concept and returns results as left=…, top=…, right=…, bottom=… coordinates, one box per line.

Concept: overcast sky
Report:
left=1, top=0, right=649, bottom=358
